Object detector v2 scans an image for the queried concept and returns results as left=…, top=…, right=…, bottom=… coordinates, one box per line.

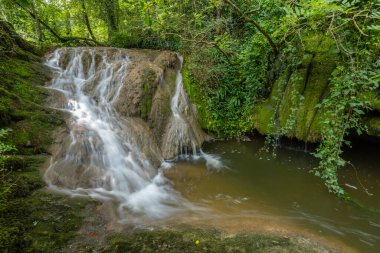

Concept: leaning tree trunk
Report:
left=80, top=0, right=96, bottom=40
left=31, top=1, right=43, bottom=42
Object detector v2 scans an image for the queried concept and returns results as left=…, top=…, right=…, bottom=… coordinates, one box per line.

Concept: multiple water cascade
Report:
left=44, top=48, right=187, bottom=219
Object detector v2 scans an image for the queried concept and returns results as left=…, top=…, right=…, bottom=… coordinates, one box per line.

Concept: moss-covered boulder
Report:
left=252, top=32, right=379, bottom=142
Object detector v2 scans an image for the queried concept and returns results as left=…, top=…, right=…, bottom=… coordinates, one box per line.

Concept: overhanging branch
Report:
left=166, top=32, right=237, bottom=66
left=222, top=0, right=279, bottom=55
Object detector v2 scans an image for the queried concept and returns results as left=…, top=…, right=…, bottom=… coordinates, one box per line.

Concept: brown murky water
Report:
left=166, top=137, right=380, bottom=253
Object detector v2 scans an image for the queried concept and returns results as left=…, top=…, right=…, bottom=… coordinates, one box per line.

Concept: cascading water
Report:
left=161, top=56, right=226, bottom=171
left=44, top=48, right=187, bottom=220
left=161, top=56, right=205, bottom=159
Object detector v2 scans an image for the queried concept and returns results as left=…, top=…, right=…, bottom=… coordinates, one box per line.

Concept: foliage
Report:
left=314, top=60, right=379, bottom=196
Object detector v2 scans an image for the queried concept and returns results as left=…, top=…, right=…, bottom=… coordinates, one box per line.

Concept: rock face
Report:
left=44, top=47, right=207, bottom=209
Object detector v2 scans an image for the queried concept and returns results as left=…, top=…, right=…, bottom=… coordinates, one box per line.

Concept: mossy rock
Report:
left=253, top=32, right=339, bottom=142
left=0, top=55, right=63, bottom=154
left=102, top=227, right=334, bottom=253
left=294, top=51, right=338, bottom=141
left=0, top=26, right=90, bottom=253
left=303, top=32, right=336, bottom=54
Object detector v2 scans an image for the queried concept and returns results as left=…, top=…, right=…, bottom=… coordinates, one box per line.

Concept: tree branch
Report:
left=244, top=5, right=261, bottom=15
left=80, top=0, right=97, bottom=41
left=222, top=0, right=279, bottom=56
left=166, top=32, right=237, bottom=66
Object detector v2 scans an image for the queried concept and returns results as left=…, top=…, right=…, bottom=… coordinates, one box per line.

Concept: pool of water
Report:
left=166, top=137, right=380, bottom=253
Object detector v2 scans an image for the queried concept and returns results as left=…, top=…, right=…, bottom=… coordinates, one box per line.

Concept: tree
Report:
left=80, top=0, right=96, bottom=40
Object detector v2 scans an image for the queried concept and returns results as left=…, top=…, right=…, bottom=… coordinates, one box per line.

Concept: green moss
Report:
left=0, top=152, right=90, bottom=252
left=369, top=93, right=380, bottom=112
left=303, top=32, right=336, bottom=54
left=102, top=227, right=328, bottom=253
left=253, top=72, right=288, bottom=135
left=0, top=34, right=89, bottom=252
left=0, top=188, right=88, bottom=252
left=295, top=53, right=337, bottom=141
left=0, top=56, right=63, bottom=154
left=372, top=100, right=380, bottom=112
left=253, top=33, right=340, bottom=142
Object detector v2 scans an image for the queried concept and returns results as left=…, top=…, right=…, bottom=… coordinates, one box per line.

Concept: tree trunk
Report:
left=80, top=0, right=96, bottom=40
left=31, top=1, right=43, bottom=41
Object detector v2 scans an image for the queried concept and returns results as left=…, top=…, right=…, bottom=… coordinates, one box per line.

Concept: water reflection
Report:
left=167, top=138, right=380, bottom=253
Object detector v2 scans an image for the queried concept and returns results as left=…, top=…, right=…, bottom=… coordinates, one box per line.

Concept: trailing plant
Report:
left=314, top=60, right=379, bottom=197
left=269, top=0, right=380, bottom=196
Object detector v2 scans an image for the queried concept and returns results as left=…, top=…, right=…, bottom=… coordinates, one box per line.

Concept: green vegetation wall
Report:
left=0, top=20, right=88, bottom=252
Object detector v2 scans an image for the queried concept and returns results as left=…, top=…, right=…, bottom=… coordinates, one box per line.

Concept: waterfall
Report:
left=44, top=48, right=186, bottom=220
left=44, top=47, right=223, bottom=221
left=161, top=56, right=225, bottom=170
left=161, top=55, right=205, bottom=159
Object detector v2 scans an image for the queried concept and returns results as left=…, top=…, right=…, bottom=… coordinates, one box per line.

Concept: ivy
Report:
left=314, top=60, right=379, bottom=196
